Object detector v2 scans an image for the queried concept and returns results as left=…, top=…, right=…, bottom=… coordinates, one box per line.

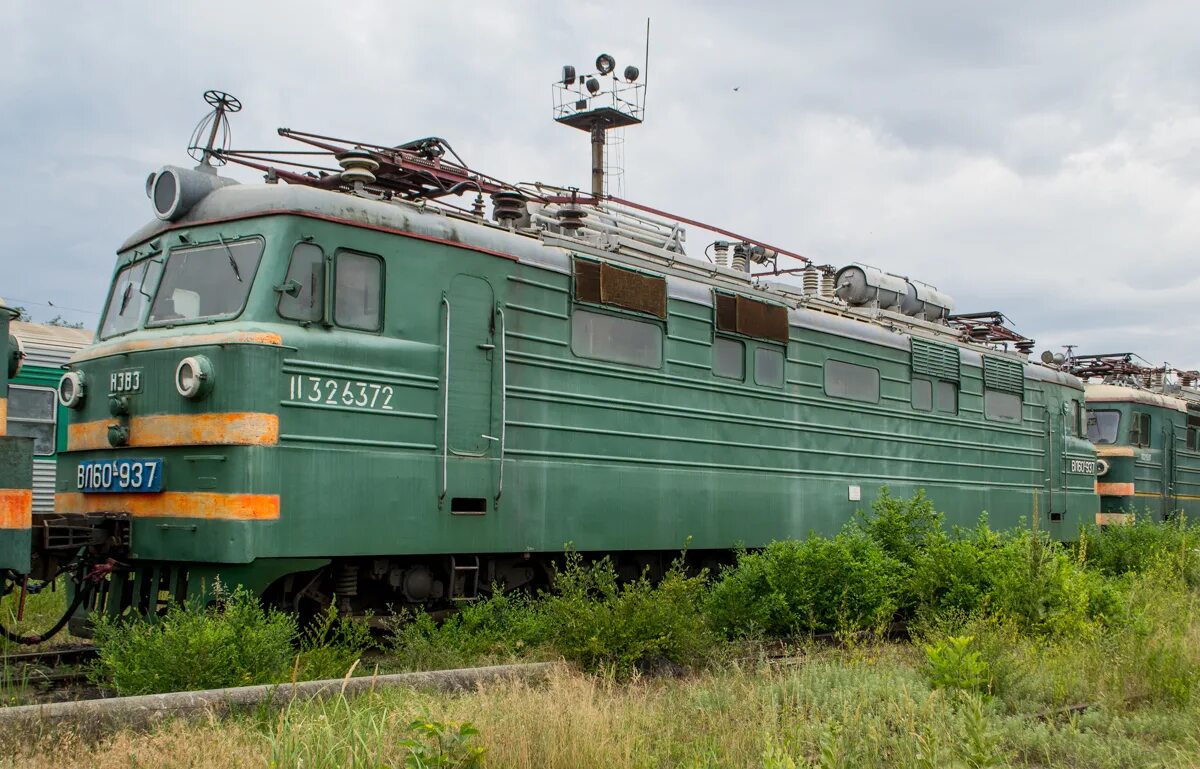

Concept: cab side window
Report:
left=334, top=250, right=383, bottom=331
left=1129, top=411, right=1151, bottom=447
left=277, top=243, right=325, bottom=322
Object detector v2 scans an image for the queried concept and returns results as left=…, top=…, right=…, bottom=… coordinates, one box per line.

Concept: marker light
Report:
left=58, top=371, right=85, bottom=409
left=175, top=355, right=213, bottom=399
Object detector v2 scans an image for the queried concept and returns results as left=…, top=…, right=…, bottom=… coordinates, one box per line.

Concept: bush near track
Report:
left=85, top=491, right=1200, bottom=701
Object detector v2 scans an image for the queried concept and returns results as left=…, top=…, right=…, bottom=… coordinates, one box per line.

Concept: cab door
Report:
left=1162, top=421, right=1177, bottom=519
left=439, top=275, right=496, bottom=513
left=1043, top=398, right=1068, bottom=522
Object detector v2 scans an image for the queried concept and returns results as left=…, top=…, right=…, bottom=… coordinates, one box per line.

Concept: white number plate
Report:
left=109, top=368, right=142, bottom=394
left=286, top=375, right=395, bottom=411
left=78, top=459, right=163, bottom=492
left=1069, top=459, right=1097, bottom=475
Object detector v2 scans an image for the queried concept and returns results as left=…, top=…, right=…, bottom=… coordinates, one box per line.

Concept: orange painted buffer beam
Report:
left=69, top=413, right=279, bottom=452
left=56, top=492, right=279, bottom=521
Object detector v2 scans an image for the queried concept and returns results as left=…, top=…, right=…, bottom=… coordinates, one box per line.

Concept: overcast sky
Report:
left=3, top=2, right=1198, bottom=367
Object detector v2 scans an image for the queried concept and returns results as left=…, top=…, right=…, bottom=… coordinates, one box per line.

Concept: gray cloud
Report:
left=2, top=1, right=1198, bottom=367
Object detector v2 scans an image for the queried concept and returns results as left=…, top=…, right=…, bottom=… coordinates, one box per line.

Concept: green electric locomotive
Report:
left=6, top=93, right=1099, bottom=635
left=1066, top=353, right=1200, bottom=522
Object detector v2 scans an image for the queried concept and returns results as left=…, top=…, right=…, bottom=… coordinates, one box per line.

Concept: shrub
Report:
left=543, top=551, right=715, bottom=675
left=1081, top=515, right=1200, bottom=587
left=295, top=602, right=376, bottom=681
left=389, top=589, right=551, bottom=671
left=90, top=586, right=297, bottom=695
left=707, top=530, right=903, bottom=638
left=923, top=635, right=991, bottom=696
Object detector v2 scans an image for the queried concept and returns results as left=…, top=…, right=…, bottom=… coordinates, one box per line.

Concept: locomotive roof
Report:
left=10, top=321, right=93, bottom=368
left=1084, top=383, right=1188, bottom=412
left=120, top=179, right=1082, bottom=393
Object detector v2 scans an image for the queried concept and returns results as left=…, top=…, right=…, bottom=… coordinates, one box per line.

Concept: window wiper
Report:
left=217, top=234, right=242, bottom=282
left=118, top=282, right=134, bottom=315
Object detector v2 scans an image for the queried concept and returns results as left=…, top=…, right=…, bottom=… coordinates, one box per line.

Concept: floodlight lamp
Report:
left=561, top=65, right=576, bottom=85
left=585, top=78, right=600, bottom=95
left=623, top=65, right=640, bottom=82
left=595, top=53, right=615, bottom=75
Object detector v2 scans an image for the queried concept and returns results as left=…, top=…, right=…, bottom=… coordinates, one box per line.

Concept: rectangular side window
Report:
left=935, top=381, right=958, bottom=414
left=278, top=243, right=325, bottom=322
left=983, top=389, right=1022, bottom=423
left=912, top=378, right=932, bottom=411
left=334, top=251, right=383, bottom=331
left=1130, top=412, right=1151, bottom=447
left=6, top=385, right=56, bottom=456
left=1188, top=427, right=1198, bottom=451
left=754, top=346, right=784, bottom=387
left=713, top=336, right=744, bottom=380
left=1188, top=413, right=1200, bottom=450
left=824, top=360, right=880, bottom=403
left=571, top=309, right=663, bottom=368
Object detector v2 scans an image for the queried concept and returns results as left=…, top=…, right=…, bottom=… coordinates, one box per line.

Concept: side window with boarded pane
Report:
left=912, top=378, right=932, bottom=411
left=713, top=292, right=789, bottom=343
left=825, top=360, right=880, bottom=403
left=574, top=258, right=666, bottom=318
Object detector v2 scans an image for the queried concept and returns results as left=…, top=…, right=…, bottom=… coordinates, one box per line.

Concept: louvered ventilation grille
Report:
left=911, top=337, right=960, bottom=382
left=983, top=356, right=1025, bottom=394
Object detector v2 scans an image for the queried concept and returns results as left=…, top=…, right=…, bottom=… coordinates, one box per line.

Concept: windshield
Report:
left=1086, top=409, right=1121, bottom=444
left=99, top=258, right=162, bottom=339
left=148, top=238, right=264, bottom=325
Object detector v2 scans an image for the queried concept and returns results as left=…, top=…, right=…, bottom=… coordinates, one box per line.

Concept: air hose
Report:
left=0, top=563, right=102, bottom=645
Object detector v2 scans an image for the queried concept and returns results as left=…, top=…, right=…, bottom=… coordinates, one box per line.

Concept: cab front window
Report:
left=1086, top=409, right=1121, bottom=444
left=99, top=258, right=162, bottom=339
left=147, top=237, right=264, bottom=326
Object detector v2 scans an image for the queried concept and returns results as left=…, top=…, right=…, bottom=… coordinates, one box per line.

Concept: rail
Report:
left=440, top=295, right=450, bottom=502
left=495, top=306, right=507, bottom=503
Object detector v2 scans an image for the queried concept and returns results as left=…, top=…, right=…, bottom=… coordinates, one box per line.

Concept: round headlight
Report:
left=7, top=333, right=23, bottom=379
left=1096, top=458, right=1110, bottom=477
left=58, top=371, right=85, bottom=408
left=175, top=355, right=213, bottom=399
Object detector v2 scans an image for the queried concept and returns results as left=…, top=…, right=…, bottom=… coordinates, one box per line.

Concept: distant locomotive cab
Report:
left=1064, top=353, right=1200, bottom=523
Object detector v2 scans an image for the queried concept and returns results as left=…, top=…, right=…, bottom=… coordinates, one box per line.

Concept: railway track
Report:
left=1, top=644, right=97, bottom=694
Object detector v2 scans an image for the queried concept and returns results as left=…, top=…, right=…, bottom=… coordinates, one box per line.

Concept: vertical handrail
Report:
left=440, top=295, right=451, bottom=502
left=495, top=306, right=507, bottom=503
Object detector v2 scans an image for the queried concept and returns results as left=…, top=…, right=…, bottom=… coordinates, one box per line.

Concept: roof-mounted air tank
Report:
left=833, top=263, right=954, bottom=322
left=146, top=165, right=237, bottom=221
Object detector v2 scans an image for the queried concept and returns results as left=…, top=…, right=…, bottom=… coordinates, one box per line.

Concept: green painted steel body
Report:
left=51, top=186, right=1098, bottom=607
left=1084, top=390, right=1200, bottom=520
left=0, top=305, right=33, bottom=573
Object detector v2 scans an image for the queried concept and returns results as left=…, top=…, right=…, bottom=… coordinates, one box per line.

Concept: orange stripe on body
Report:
left=0, top=397, right=6, bottom=437
left=1096, top=482, right=1135, bottom=497
left=1095, top=446, right=1136, bottom=458
left=68, top=413, right=279, bottom=451
left=0, top=489, right=32, bottom=529
left=1096, top=512, right=1135, bottom=526
left=69, top=331, right=282, bottom=364
left=55, top=491, right=279, bottom=520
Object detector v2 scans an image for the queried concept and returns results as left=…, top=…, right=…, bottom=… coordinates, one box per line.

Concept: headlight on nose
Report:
left=1096, top=458, right=1110, bottom=477
left=175, top=355, right=213, bottom=399
left=58, top=371, right=85, bottom=408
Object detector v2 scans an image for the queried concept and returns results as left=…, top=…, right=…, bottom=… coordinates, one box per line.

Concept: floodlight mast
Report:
left=553, top=47, right=646, bottom=199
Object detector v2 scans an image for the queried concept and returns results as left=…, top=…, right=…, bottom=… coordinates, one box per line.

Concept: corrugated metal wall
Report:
left=11, top=322, right=93, bottom=368
left=11, top=322, right=93, bottom=517
left=31, top=459, right=55, bottom=514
